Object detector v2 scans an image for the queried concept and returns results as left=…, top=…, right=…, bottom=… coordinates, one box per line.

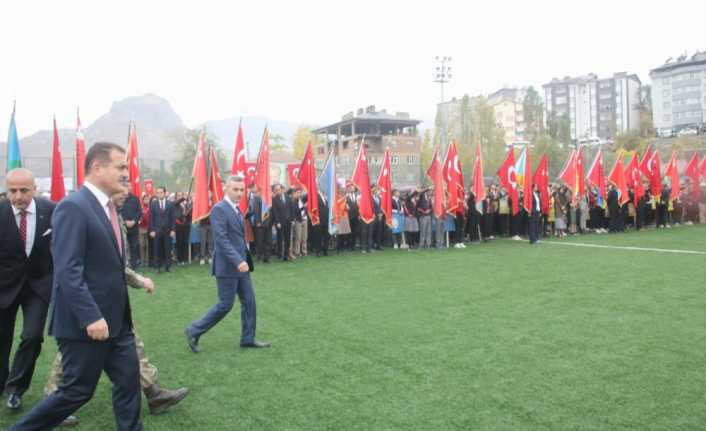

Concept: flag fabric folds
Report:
left=191, top=130, right=211, bottom=223
left=664, top=151, right=680, bottom=202
left=230, top=121, right=249, bottom=212
left=497, top=149, right=519, bottom=215
left=297, top=142, right=320, bottom=226
left=521, top=146, right=532, bottom=212
left=426, top=145, right=445, bottom=218
left=255, top=128, right=272, bottom=216
left=442, top=141, right=464, bottom=215
left=472, top=143, right=486, bottom=203
left=6, top=102, right=21, bottom=171
left=352, top=141, right=375, bottom=224
left=607, top=153, right=629, bottom=206
left=318, top=152, right=338, bottom=235
left=75, top=109, right=86, bottom=188
left=50, top=117, right=66, bottom=202
left=532, top=154, right=549, bottom=214
left=126, top=122, right=142, bottom=197
left=624, top=153, right=644, bottom=207
left=377, top=148, right=393, bottom=226
left=208, top=144, right=224, bottom=206
left=684, top=153, right=700, bottom=199
left=586, top=149, right=606, bottom=207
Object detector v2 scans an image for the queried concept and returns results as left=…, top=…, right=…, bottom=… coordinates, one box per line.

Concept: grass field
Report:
left=2, top=225, right=706, bottom=430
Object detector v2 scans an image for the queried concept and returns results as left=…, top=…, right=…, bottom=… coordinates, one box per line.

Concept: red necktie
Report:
left=19, top=210, right=27, bottom=253
left=107, top=202, right=123, bottom=256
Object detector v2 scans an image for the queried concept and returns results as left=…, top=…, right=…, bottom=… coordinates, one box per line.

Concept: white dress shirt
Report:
left=13, top=198, right=36, bottom=256
left=224, top=195, right=240, bottom=217
left=84, top=180, right=112, bottom=221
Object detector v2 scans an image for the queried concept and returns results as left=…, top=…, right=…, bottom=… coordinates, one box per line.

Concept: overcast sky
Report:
left=1, top=0, right=703, bottom=140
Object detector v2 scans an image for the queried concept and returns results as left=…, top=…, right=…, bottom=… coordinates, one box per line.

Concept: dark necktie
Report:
left=19, top=210, right=27, bottom=253
left=107, top=201, right=123, bottom=256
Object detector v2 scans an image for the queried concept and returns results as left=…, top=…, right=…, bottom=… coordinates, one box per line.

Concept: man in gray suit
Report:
left=184, top=175, right=271, bottom=352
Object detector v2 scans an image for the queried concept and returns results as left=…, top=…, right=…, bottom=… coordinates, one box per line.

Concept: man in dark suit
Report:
left=529, top=184, right=541, bottom=244
left=346, top=184, right=360, bottom=251
left=0, top=168, right=55, bottom=410
left=247, top=185, right=271, bottom=263
left=149, top=186, right=176, bottom=273
left=271, top=184, right=292, bottom=261
left=316, top=191, right=330, bottom=256
left=11, top=142, right=143, bottom=430
left=185, top=175, right=271, bottom=352
left=607, top=185, right=619, bottom=233
left=120, top=191, right=142, bottom=269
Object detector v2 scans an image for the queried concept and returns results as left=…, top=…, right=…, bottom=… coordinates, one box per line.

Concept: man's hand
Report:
left=276, top=223, right=281, bottom=229
left=170, top=230, right=176, bottom=238
left=149, top=231, right=156, bottom=238
left=238, top=261, right=249, bottom=272
left=125, top=220, right=136, bottom=228
left=142, top=277, right=155, bottom=294
left=86, top=318, right=109, bottom=341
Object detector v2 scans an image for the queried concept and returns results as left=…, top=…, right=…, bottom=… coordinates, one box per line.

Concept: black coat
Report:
left=149, top=199, right=176, bottom=233
left=272, top=194, right=292, bottom=224
left=119, top=193, right=142, bottom=230
left=0, top=198, right=55, bottom=308
left=318, top=193, right=329, bottom=225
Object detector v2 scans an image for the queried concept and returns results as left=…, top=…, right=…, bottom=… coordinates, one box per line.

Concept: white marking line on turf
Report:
left=540, top=241, right=706, bottom=255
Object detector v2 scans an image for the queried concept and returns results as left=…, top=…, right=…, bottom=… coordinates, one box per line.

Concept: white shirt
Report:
left=84, top=180, right=112, bottom=221
left=13, top=198, right=36, bottom=256
left=224, top=195, right=240, bottom=216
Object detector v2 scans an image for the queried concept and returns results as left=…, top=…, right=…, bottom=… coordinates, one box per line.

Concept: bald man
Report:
left=0, top=168, right=55, bottom=410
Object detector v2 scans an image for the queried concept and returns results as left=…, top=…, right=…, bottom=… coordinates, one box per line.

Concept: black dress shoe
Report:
left=6, top=393, right=21, bottom=409
left=184, top=329, right=201, bottom=353
left=165, top=267, right=171, bottom=273
left=240, top=341, right=271, bottom=348
left=60, top=415, right=79, bottom=427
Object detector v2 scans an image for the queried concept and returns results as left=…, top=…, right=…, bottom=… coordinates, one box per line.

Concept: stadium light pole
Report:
left=433, top=56, right=452, bottom=155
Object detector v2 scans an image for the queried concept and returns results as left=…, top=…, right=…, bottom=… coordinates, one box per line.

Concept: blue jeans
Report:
left=188, top=275, right=257, bottom=345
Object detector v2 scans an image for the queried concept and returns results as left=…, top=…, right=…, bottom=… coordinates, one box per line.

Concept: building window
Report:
left=391, top=155, right=399, bottom=165
left=407, top=156, right=418, bottom=165
left=663, top=102, right=671, bottom=109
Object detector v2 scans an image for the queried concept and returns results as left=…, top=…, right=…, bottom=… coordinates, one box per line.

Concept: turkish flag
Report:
left=558, top=149, right=577, bottom=197
left=648, top=150, right=662, bottom=198
left=472, top=143, right=485, bottom=202
left=684, top=153, right=700, bottom=199
left=191, top=130, right=211, bottom=223
left=208, top=145, right=224, bottom=206
left=442, top=141, right=464, bottom=215
left=427, top=145, right=445, bottom=218
left=126, top=122, right=142, bottom=197
left=75, top=110, right=85, bottom=188
left=523, top=145, right=533, bottom=212
left=532, top=154, right=549, bottom=214
left=576, top=146, right=585, bottom=197
left=665, top=151, right=680, bottom=202
left=244, top=162, right=257, bottom=188
left=352, top=141, right=374, bottom=223
left=287, top=163, right=302, bottom=188
left=297, top=142, right=320, bottom=225
left=255, top=128, right=272, bottom=211
left=624, top=153, right=644, bottom=207
left=639, top=145, right=654, bottom=180
left=700, top=154, right=706, bottom=179
left=50, top=117, right=66, bottom=202
left=230, top=121, right=249, bottom=212
left=586, top=149, right=606, bottom=205
left=144, top=179, right=155, bottom=197
left=608, top=154, right=629, bottom=206
left=377, top=148, right=393, bottom=226
left=497, top=149, right=519, bottom=215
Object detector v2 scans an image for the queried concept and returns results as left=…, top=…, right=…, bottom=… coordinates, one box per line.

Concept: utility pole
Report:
left=433, top=56, right=452, bottom=155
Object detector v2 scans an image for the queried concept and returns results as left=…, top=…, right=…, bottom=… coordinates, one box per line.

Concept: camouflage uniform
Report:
left=44, top=214, right=158, bottom=396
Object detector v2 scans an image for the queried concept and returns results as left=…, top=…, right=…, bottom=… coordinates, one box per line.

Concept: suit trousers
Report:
left=188, top=275, right=256, bottom=345
left=153, top=230, right=172, bottom=270
left=175, top=224, right=190, bottom=263
left=126, top=227, right=140, bottom=268
left=11, top=330, right=142, bottom=431
left=44, top=326, right=157, bottom=397
left=529, top=211, right=540, bottom=243
left=276, top=222, right=291, bottom=259
left=0, top=286, right=48, bottom=396
left=254, top=225, right=272, bottom=262
left=359, top=221, right=373, bottom=252
left=418, top=215, right=432, bottom=248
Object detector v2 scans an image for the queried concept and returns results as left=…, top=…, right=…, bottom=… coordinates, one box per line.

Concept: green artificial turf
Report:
left=2, top=225, right=705, bottom=430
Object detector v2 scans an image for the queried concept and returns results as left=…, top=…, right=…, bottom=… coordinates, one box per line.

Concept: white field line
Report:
left=540, top=241, right=706, bottom=255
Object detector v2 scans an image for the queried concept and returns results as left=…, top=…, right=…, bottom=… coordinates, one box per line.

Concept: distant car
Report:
left=578, top=136, right=603, bottom=146
left=657, top=128, right=674, bottom=138
left=677, top=127, right=699, bottom=137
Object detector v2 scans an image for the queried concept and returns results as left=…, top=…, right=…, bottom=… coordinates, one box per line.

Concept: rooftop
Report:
left=650, top=51, right=706, bottom=75
left=313, top=105, right=421, bottom=135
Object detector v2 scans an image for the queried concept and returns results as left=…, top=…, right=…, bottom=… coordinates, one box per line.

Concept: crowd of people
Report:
left=86, top=177, right=706, bottom=271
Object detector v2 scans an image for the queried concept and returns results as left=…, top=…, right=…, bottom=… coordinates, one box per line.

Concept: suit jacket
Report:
left=149, top=199, right=176, bottom=233
left=119, top=193, right=142, bottom=231
left=272, top=194, right=291, bottom=225
left=317, top=193, right=329, bottom=226
left=48, top=186, right=132, bottom=340
left=0, top=197, right=55, bottom=308
left=247, top=194, right=265, bottom=227
left=211, top=199, right=249, bottom=278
